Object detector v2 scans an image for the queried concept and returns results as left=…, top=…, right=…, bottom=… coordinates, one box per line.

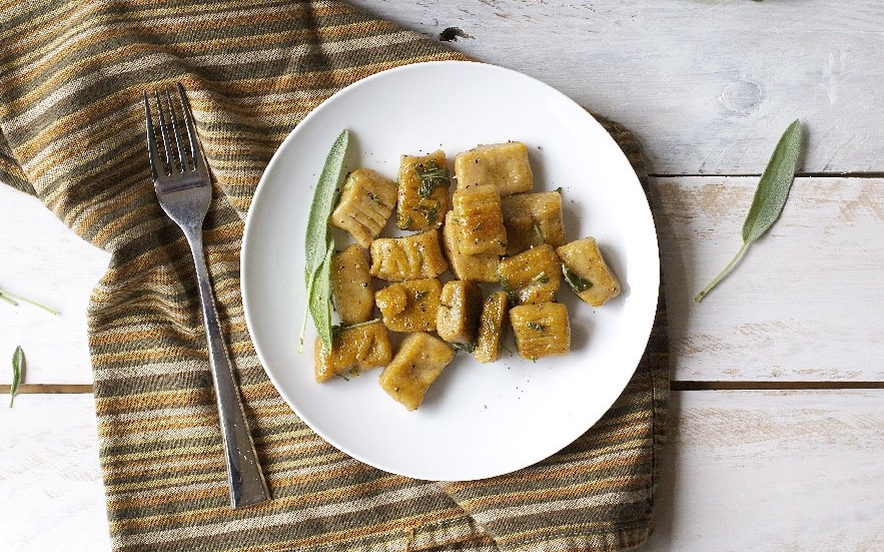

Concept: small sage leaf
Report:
left=742, top=119, right=803, bottom=244
left=9, top=346, right=23, bottom=408
left=452, top=341, right=477, bottom=354
left=562, top=263, right=593, bottom=294
left=695, top=119, right=802, bottom=302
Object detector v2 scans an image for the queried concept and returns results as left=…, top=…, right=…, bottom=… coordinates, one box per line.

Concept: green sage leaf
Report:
left=416, top=160, right=448, bottom=198
left=305, top=129, right=349, bottom=284
left=308, top=237, right=336, bottom=351
left=695, top=119, right=802, bottom=302
left=451, top=341, right=477, bottom=354
left=742, top=119, right=803, bottom=243
left=302, top=129, right=349, bottom=352
left=9, top=346, right=23, bottom=408
left=562, top=263, right=593, bottom=293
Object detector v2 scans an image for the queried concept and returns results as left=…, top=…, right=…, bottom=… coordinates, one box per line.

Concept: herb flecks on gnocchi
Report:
left=397, top=150, right=450, bottom=231
left=557, top=237, right=621, bottom=307
left=314, top=320, right=392, bottom=383
left=500, top=191, right=566, bottom=255
left=331, top=244, right=374, bottom=325
left=369, top=229, right=448, bottom=281
left=375, top=278, right=442, bottom=333
left=509, top=302, right=571, bottom=361
left=454, top=141, right=533, bottom=196
left=378, top=332, right=456, bottom=411
left=310, top=140, right=622, bottom=411
left=331, top=168, right=397, bottom=249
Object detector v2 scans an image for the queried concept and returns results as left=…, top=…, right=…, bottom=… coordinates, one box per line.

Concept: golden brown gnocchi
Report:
left=313, top=320, right=393, bottom=383
left=556, top=237, right=621, bottom=307
left=311, top=140, right=623, bottom=412
left=397, top=150, right=450, bottom=231
left=453, top=141, right=533, bottom=196
left=375, top=278, right=442, bottom=333
left=509, top=303, right=571, bottom=360
left=331, top=168, right=397, bottom=248
left=378, top=333, right=456, bottom=411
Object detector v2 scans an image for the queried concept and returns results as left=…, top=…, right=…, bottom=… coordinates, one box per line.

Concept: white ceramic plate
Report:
left=242, top=61, right=659, bottom=481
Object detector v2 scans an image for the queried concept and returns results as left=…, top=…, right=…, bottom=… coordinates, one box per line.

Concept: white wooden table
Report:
left=2, top=1, right=883, bottom=550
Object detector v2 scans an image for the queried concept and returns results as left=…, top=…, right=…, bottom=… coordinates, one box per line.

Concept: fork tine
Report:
left=165, top=88, right=190, bottom=172
left=176, top=83, right=209, bottom=175
left=143, top=93, right=165, bottom=179
left=153, top=90, right=174, bottom=174
left=145, top=84, right=210, bottom=181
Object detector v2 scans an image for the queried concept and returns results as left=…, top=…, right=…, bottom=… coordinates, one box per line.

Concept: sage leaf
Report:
left=301, top=129, right=350, bottom=352
left=308, top=237, right=336, bottom=351
left=695, top=119, right=802, bottom=302
left=562, top=263, right=593, bottom=293
left=305, top=129, right=349, bottom=282
left=9, top=346, right=23, bottom=408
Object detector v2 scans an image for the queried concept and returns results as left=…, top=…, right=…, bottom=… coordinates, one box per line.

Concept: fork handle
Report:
left=185, top=225, right=271, bottom=509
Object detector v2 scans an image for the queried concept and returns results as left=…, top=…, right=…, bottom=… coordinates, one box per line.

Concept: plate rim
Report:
left=241, top=60, right=660, bottom=481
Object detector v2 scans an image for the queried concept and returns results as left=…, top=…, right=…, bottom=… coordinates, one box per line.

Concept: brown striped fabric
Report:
left=0, top=1, right=669, bottom=550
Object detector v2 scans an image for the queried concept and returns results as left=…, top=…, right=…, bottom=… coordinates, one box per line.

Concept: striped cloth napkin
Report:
left=0, top=1, right=670, bottom=550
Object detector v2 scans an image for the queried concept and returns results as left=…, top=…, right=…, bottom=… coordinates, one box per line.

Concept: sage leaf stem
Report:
left=695, top=119, right=802, bottom=302
left=301, top=129, right=350, bottom=352
left=9, top=346, right=23, bottom=408
left=0, top=288, right=59, bottom=315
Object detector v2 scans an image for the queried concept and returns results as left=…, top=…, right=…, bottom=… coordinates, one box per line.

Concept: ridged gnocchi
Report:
left=312, top=140, right=621, bottom=410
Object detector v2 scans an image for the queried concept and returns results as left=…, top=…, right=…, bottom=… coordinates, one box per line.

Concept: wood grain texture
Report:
left=348, top=0, right=884, bottom=175
left=640, top=390, right=884, bottom=552
left=656, top=176, right=884, bottom=382
left=4, top=172, right=883, bottom=386
left=0, top=185, right=109, bottom=386
left=3, top=391, right=880, bottom=552
left=1, top=1, right=883, bottom=550
left=0, top=394, right=111, bottom=552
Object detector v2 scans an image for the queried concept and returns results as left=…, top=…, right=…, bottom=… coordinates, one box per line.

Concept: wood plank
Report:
left=640, top=389, right=884, bottom=552
left=5, top=173, right=883, bottom=384
left=350, top=0, right=884, bottom=175
left=0, top=185, right=109, bottom=386
left=3, top=391, right=880, bottom=551
left=0, top=394, right=111, bottom=552
left=657, top=175, right=884, bottom=382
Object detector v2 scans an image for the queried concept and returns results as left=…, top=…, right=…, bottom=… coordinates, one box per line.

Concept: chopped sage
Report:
left=9, top=346, right=23, bottom=408
left=419, top=202, right=441, bottom=225
left=695, top=119, right=803, bottom=302
left=416, top=160, right=448, bottom=198
left=562, top=264, right=593, bottom=293
left=498, top=275, right=511, bottom=291
left=452, top=341, right=477, bottom=353
left=301, top=129, right=350, bottom=352
left=532, top=221, right=544, bottom=243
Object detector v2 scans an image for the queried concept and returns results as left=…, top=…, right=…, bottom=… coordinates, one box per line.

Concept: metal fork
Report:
left=144, top=84, right=270, bottom=509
